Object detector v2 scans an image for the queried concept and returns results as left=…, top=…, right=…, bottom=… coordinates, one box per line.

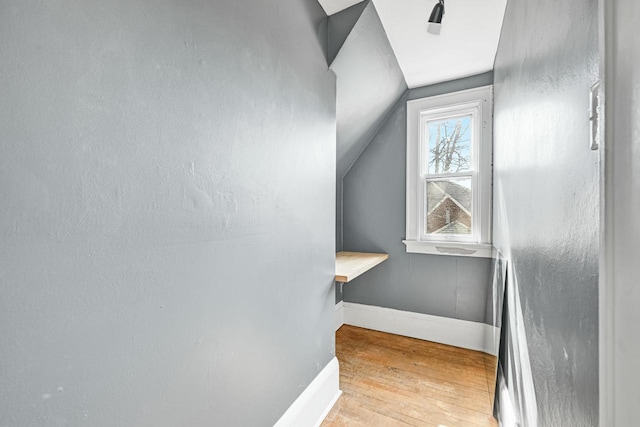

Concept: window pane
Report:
left=427, top=115, right=472, bottom=174
left=425, top=178, right=472, bottom=235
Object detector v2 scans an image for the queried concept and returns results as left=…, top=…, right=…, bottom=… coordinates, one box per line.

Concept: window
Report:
left=404, top=86, right=493, bottom=258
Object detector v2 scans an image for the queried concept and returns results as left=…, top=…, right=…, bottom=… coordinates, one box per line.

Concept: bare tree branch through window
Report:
left=428, top=116, right=471, bottom=174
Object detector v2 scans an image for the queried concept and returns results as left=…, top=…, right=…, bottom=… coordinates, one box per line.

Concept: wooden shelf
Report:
left=335, top=251, right=389, bottom=283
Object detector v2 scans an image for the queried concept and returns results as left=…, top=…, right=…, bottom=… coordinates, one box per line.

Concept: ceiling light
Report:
left=427, top=0, right=445, bottom=35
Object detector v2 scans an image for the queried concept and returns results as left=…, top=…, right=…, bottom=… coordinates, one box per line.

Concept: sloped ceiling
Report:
left=330, top=1, right=407, bottom=179
left=327, top=1, right=369, bottom=64
left=319, top=0, right=363, bottom=16
left=319, top=0, right=508, bottom=88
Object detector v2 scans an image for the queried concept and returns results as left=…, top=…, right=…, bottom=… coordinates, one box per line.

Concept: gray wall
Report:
left=492, top=0, right=600, bottom=424
left=340, top=74, right=495, bottom=324
left=331, top=1, right=406, bottom=181
left=0, top=1, right=336, bottom=426
left=330, top=1, right=407, bottom=252
left=603, top=0, right=640, bottom=424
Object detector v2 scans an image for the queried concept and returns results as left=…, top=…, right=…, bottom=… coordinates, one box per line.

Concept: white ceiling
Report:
left=318, top=0, right=508, bottom=89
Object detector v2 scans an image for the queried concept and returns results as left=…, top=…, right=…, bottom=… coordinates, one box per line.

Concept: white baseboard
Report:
left=496, top=365, right=519, bottom=427
left=334, top=300, right=344, bottom=332
left=273, top=357, right=342, bottom=427
left=340, top=302, right=498, bottom=355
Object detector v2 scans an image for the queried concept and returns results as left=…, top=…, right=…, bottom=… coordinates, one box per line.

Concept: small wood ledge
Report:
left=335, top=251, right=389, bottom=283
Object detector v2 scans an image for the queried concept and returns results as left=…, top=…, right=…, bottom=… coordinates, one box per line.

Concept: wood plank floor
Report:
left=322, top=325, right=498, bottom=427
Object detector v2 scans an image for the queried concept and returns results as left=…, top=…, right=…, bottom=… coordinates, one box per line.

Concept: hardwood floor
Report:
left=322, top=325, right=498, bottom=427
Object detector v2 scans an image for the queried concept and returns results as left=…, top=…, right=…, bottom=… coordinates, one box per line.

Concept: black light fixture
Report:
left=427, top=0, right=445, bottom=35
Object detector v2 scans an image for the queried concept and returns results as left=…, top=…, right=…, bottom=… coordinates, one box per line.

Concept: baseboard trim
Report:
left=334, top=300, right=344, bottom=332
left=341, top=302, right=498, bottom=355
left=273, top=357, right=341, bottom=427
left=495, top=364, right=519, bottom=427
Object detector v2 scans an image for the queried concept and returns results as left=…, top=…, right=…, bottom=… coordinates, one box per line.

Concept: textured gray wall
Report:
left=603, top=0, right=640, bottom=423
left=492, top=0, right=599, bottom=424
left=340, top=74, right=495, bottom=324
left=0, top=1, right=336, bottom=426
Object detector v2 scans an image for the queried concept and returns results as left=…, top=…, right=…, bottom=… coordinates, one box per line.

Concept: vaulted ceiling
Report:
left=319, top=0, right=508, bottom=88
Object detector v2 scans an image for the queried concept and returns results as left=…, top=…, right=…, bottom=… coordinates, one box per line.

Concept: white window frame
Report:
left=404, top=86, right=493, bottom=258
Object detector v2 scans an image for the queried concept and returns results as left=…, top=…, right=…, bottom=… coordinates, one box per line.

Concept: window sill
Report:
left=402, top=240, right=493, bottom=258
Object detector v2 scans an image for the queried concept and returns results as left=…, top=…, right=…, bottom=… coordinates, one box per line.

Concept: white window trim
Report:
left=404, top=86, right=493, bottom=258
left=418, top=104, right=479, bottom=243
